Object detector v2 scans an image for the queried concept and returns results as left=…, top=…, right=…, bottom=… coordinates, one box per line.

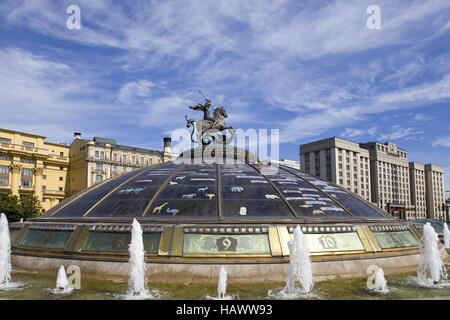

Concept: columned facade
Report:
left=0, top=129, right=70, bottom=214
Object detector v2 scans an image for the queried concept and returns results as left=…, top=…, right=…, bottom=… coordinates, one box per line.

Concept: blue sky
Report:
left=0, top=0, right=449, bottom=191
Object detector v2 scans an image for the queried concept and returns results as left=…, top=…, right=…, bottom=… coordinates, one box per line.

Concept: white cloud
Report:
left=378, top=126, right=424, bottom=141
left=117, top=80, right=155, bottom=104
left=414, top=113, right=434, bottom=121
left=341, top=126, right=378, bottom=139
left=432, top=137, right=450, bottom=148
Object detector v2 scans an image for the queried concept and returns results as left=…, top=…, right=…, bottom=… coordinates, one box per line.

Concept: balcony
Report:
left=19, top=185, right=34, bottom=193
left=43, top=189, right=66, bottom=197
left=0, top=143, right=49, bottom=159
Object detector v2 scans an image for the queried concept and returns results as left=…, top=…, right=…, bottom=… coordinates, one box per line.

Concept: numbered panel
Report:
left=183, top=233, right=271, bottom=255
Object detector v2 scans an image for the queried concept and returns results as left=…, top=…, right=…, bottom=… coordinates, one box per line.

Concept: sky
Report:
left=0, top=0, right=449, bottom=191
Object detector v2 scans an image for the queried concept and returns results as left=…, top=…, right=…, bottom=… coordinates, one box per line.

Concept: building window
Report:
left=42, top=186, right=46, bottom=191
left=113, top=153, right=118, bottom=161
left=21, top=168, right=33, bottom=187
left=20, top=158, right=34, bottom=164
left=22, top=141, right=34, bottom=148
left=0, top=137, right=11, bottom=144
left=100, top=151, right=104, bottom=159
left=149, top=158, right=153, bottom=165
left=132, top=155, right=136, bottom=163
left=140, top=156, right=144, bottom=164
left=42, top=175, right=46, bottom=180
left=95, top=175, right=103, bottom=184
left=59, top=177, right=63, bottom=181
left=122, top=154, right=127, bottom=162
left=95, top=151, right=99, bottom=158
left=95, top=163, right=103, bottom=171
left=60, top=152, right=64, bottom=157
left=0, top=165, right=8, bottom=185
left=0, top=155, right=10, bottom=160
left=59, top=187, right=63, bottom=191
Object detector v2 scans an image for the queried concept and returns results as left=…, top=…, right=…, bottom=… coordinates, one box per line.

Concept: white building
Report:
left=424, top=164, right=446, bottom=221
left=359, top=142, right=411, bottom=217
left=409, top=162, right=427, bottom=219
left=269, top=159, right=300, bottom=170
left=299, top=137, right=371, bottom=202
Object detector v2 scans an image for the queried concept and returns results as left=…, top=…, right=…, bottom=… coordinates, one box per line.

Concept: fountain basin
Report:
left=10, top=221, right=443, bottom=283
left=9, top=160, right=448, bottom=283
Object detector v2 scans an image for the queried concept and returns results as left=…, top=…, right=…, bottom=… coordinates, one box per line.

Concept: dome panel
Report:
left=43, top=168, right=147, bottom=218
left=282, top=167, right=394, bottom=220
left=221, top=199, right=294, bottom=218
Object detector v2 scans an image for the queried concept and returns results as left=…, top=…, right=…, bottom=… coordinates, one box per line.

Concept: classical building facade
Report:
left=299, top=137, right=371, bottom=202
left=359, top=142, right=411, bottom=218
left=424, top=164, right=446, bottom=221
left=0, top=128, right=70, bottom=213
left=68, top=133, right=177, bottom=196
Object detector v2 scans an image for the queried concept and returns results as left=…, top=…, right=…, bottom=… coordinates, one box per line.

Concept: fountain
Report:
left=416, top=222, right=447, bottom=285
left=286, top=225, right=313, bottom=294
left=56, top=265, right=70, bottom=293
left=443, top=223, right=449, bottom=249
left=0, top=213, right=11, bottom=286
left=268, top=225, right=314, bottom=299
left=374, top=268, right=388, bottom=293
left=217, top=266, right=227, bottom=299
left=128, top=218, right=148, bottom=297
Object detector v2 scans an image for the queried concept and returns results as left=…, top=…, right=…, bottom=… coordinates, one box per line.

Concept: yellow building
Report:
left=68, top=133, right=177, bottom=196
left=0, top=128, right=70, bottom=214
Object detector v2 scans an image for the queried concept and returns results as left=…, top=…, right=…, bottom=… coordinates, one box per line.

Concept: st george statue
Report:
left=185, top=98, right=235, bottom=145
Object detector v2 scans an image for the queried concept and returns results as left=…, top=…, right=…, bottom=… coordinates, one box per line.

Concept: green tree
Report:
left=19, top=195, right=42, bottom=220
left=0, top=192, right=21, bottom=222
left=0, top=192, right=42, bottom=222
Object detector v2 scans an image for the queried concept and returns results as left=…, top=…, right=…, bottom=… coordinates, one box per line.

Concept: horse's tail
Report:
left=190, top=121, right=197, bottom=143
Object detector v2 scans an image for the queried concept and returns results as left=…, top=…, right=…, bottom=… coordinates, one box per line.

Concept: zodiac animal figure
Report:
left=153, top=202, right=169, bottom=214
left=239, top=207, right=247, bottom=216
left=231, top=186, right=243, bottom=192
left=265, top=194, right=279, bottom=199
left=206, top=193, right=216, bottom=200
left=182, top=194, right=196, bottom=199
left=312, top=209, right=326, bottom=215
left=169, top=181, right=179, bottom=185
left=175, top=176, right=186, bottom=181
left=197, top=187, right=208, bottom=193
left=166, top=208, right=180, bottom=216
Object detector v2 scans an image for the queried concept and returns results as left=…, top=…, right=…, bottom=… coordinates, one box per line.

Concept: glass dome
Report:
left=39, top=159, right=394, bottom=224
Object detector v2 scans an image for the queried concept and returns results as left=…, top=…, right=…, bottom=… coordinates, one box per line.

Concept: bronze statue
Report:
left=186, top=98, right=235, bottom=145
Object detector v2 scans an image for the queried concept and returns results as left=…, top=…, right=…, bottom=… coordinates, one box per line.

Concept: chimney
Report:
left=74, top=132, right=82, bottom=140
left=163, top=137, right=171, bottom=153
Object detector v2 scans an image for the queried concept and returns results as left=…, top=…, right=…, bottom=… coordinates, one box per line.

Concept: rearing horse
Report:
left=186, top=107, right=235, bottom=145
